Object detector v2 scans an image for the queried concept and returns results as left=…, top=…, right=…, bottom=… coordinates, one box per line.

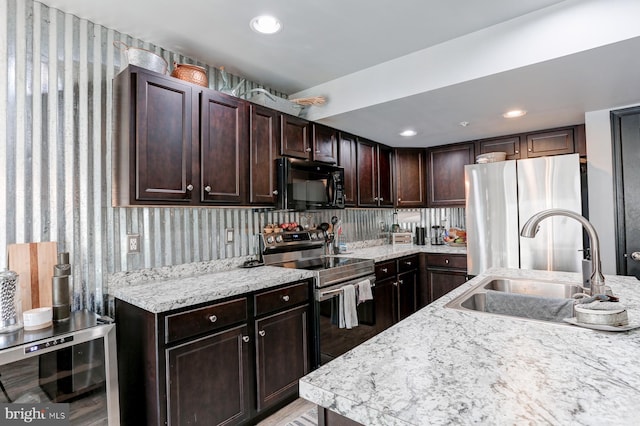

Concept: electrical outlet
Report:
left=225, top=228, right=234, bottom=244
left=127, top=234, right=141, bottom=254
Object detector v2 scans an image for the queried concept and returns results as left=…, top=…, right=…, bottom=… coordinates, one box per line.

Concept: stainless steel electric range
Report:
left=260, top=231, right=377, bottom=365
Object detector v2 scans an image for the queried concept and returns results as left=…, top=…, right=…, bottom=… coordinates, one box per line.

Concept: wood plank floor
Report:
left=257, top=398, right=316, bottom=426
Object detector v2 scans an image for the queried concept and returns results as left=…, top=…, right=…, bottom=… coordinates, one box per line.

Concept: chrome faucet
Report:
left=520, top=209, right=606, bottom=295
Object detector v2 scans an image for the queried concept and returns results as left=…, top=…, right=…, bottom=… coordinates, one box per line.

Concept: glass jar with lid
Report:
left=0, top=269, right=22, bottom=333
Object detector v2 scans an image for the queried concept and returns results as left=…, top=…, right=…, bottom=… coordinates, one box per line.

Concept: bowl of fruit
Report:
left=444, top=228, right=467, bottom=247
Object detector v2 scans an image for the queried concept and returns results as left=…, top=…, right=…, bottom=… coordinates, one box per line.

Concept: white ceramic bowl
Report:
left=23, top=307, right=53, bottom=330
left=476, top=152, right=507, bottom=163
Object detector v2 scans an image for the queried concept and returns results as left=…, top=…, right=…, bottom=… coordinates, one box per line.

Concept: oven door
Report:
left=314, top=275, right=377, bottom=365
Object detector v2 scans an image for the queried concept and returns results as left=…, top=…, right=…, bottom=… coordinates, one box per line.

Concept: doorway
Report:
left=611, top=106, right=640, bottom=278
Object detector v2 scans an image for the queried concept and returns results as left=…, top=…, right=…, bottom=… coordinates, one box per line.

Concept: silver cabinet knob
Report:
left=272, top=190, right=278, bottom=195
left=374, top=197, right=379, bottom=201
left=398, top=198, right=401, bottom=202
left=393, top=282, right=398, bottom=287
left=208, top=315, right=217, bottom=323
left=306, top=147, right=312, bottom=152
left=186, top=184, right=194, bottom=191
left=515, top=150, right=519, bottom=154
left=281, top=295, right=290, bottom=302
left=242, top=336, right=250, bottom=343
left=405, top=261, right=412, bottom=266
left=258, top=330, right=266, bottom=337
left=381, top=268, right=388, bottom=273
left=398, top=279, right=403, bottom=285
left=379, top=197, right=384, bottom=202
left=631, top=252, right=640, bottom=261
left=445, top=259, right=450, bottom=264
left=204, top=185, right=212, bottom=192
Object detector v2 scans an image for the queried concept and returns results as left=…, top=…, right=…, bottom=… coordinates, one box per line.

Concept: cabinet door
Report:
left=356, top=139, right=378, bottom=206
left=478, top=136, right=522, bottom=160
left=525, top=128, right=575, bottom=158
left=133, top=71, right=197, bottom=203
left=374, top=277, right=396, bottom=334
left=255, top=305, right=310, bottom=412
left=166, top=325, right=252, bottom=426
left=428, top=269, right=467, bottom=304
left=338, top=133, right=358, bottom=206
left=312, top=123, right=338, bottom=164
left=250, top=104, right=279, bottom=204
left=200, top=90, right=248, bottom=204
left=395, top=148, right=427, bottom=207
left=395, top=270, right=417, bottom=322
left=427, top=143, right=474, bottom=207
left=281, top=114, right=311, bottom=159
left=378, top=145, right=394, bottom=207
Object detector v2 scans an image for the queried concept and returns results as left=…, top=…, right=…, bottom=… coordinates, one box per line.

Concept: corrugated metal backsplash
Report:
left=1, top=0, right=465, bottom=313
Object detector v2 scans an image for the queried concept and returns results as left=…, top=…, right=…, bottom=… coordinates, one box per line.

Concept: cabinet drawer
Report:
left=255, top=281, right=309, bottom=316
left=375, top=260, right=397, bottom=280
left=426, top=254, right=467, bottom=270
left=165, top=298, right=247, bottom=344
left=398, top=255, right=419, bottom=273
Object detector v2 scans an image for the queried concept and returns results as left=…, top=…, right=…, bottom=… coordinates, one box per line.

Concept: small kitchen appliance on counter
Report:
left=431, top=226, right=445, bottom=245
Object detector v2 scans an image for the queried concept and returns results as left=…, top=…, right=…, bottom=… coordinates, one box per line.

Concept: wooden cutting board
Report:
left=7, top=242, right=58, bottom=312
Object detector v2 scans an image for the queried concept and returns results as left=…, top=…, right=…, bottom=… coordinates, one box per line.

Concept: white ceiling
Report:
left=39, top=0, right=640, bottom=147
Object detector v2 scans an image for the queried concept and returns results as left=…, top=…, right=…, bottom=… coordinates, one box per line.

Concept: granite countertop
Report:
left=342, top=243, right=466, bottom=263
left=299, top=267, right=640, bottom=425
left=109, top=243, right=464, bottom=314
left=109, top=266, right=315, bottom=313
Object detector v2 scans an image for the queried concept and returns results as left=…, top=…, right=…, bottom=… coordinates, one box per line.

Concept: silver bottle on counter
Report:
left=52, top=252, right=71, bottom=321
left=0, top=269, right=23, bottom=333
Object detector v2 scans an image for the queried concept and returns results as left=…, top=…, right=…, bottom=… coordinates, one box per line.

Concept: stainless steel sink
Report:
left=445, top=277, right=586, bottom=323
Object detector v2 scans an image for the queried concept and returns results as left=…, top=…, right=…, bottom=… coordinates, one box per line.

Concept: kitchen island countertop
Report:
left=341, top=243, right=466, bottom=263
left=299, top=267, right=640, bottom=425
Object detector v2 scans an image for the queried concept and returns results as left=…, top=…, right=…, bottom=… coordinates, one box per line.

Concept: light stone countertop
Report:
left=108, top=243, right=464, bottom=314
left=341, top=243, right=466, bottom=263
left=109, top=266, right=316, bottom=313
left=299, top=267, right=640, bottom=425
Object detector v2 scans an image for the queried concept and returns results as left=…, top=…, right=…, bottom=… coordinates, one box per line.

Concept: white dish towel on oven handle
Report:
left=357, top=279, right=373, bottom=305
left=340, top=284, right=358, bottom=329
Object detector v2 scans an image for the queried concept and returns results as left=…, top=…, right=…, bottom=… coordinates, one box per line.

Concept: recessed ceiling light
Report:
left=250, top=15, right=282, bottom=34
left=399, top=129, right=417, bottom=137
left=503, top=109, right=527, bottom=118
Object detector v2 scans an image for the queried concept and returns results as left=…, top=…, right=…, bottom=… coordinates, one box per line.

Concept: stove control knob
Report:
left=316, top=231, right=324, bottom=239
left=266, top=236, right=275, bottom=244
left=275, top=235, right=283, bottom=243
left=310, top=233, right=317, bottom=240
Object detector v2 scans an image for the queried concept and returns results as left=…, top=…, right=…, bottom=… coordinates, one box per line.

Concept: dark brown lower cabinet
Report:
left=255, top=305, right=309, bottom=412
left=167, top=325, right=252, bottom=425
left=374, top=255, right=419, bottom=330
left=395, top=269, right=418, bottom=321
left=116, top=279, right=312, bottom=426
left=423, top=253, right=468, bottom=304
left=373, top=276, right=396, bottom=334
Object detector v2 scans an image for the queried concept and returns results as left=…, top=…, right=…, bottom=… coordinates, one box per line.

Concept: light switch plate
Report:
left=225, top=229, right=234, bottom=244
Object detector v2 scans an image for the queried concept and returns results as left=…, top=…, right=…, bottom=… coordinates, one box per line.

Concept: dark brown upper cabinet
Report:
left=280, top=114, right=311, bottom=159
left=525, top=127, right=575, bottom=158
left=311, top=123, right=338, bottom=164
left=113, top=66, right=199, bottom=206
left=200, top=90, right=248, bottom=204
left=249, top=104, right=280, bottom=205
left=113, top=65, right=249, bottom=207
left=357, top=139, right=393, bottom=207
left=338, top=132, right=358, bottom=206
left=395, top=148, right=427, bottom=208
left=478, top=135, right=522, bottom=160
left=427, top=143, right=474, bottom=207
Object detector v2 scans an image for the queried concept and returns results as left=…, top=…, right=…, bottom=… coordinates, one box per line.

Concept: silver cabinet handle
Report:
left=259, top=330, right=266, bottom=337
left=242, top=336, right=250, bottom=343
left=281, top=295, right=290, bottom=302
left=204, top=185, right=211, bottom=192
left=398, top=279, right=403, bottom=285
left=272, top=190, right=278, bottom=195
left=186, top=184, right=194, bottom=191
left=379, top=197, right=384, bottom=202
left=393, top=281, right=398, bottom=287
left=305, top=147, right=312, bottom=152
left=631, top=252, right=640, bottom=261
left=208, top=315, right=217, bottom=323
left=381, top=268, right=388, bottom=273
left=374, top=197, right=379, bottom=201
left=405, top=261, right=412, bottom=266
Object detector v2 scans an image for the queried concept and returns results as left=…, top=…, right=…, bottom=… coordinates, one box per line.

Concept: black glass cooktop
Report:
left=277, top=256, right=370, bottom=271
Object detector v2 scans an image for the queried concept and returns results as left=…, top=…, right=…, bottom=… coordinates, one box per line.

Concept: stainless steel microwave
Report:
left=276, top=158, right=346, bottom=210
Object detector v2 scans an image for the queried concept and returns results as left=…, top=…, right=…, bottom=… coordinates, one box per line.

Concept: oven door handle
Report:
left=316, top=274, right=376, bottom=302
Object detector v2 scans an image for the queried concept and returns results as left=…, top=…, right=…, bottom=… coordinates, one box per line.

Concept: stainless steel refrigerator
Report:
left=465, top=153, right=583, bottom=276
